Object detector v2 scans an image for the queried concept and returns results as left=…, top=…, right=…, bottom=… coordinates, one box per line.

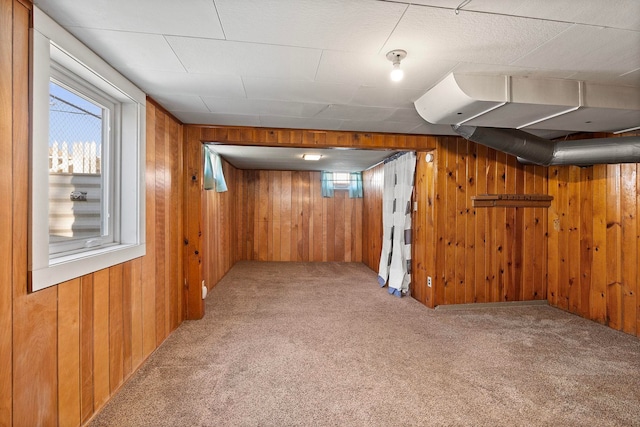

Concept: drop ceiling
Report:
left=207, top=145, right=398, bottom=171
left=34, top=0, right=640, bottom=169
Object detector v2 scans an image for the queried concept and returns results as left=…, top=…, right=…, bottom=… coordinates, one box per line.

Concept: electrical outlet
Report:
left=427, top=276, right=432, bottom=288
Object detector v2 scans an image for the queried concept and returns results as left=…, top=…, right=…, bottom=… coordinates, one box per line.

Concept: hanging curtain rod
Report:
left=384, top=151, right=414, bottom=164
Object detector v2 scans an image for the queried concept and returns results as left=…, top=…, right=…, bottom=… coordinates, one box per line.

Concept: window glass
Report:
left=48, top=80, right=112, bottom=255
left=333, top=172, right=350, bottom=189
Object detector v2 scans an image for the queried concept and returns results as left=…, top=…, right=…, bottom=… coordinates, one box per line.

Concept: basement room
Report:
left=2, top=0, right=640, bottom=426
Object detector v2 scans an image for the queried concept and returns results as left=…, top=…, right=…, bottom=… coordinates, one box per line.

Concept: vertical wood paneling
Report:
left=93, top=269, right=110, bottom=409
left=423, top=138, right=548, bottom=307
left=578, top=167, right=593, bottom=318
left=547, top=133, right=640, bottom=338
left=109, top=264, right=124, bottom=392
left=155, top=110, right=167, bottom=345
left=142, top=103, right=158, bottom=357
left=620, top=164, right=637, bottom=335
left=13, top=287, right=58, bottom=426
left=80, top=275, right=94, bottom=423
left=130, top=258, right=143, bottom=371
left=465, top=141, right=476, bottom=303
left=4, top=9, right=186, bottom=421
left=606, top=164, right=622, bottom=329
left=238, top=170, right=363, bottom=262
left=412, top=151, right=436, bottom=307
left=202, top=155, right=240, bottom=292
left=58, top=279, right=81, bottom=427
left=363, top=163, right=383, bottom=271
left=475, top=145, right=487, bottom=303
left=590, top=164, right=607, bottom=323
left=0, top=0, right=15, bottom=423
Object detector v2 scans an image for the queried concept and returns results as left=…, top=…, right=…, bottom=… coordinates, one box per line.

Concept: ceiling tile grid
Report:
left=33, top=0, right=640, bottom=143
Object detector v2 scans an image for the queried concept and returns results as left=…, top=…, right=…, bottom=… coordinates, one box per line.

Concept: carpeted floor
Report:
left=89, top=261, right=640, bottom=426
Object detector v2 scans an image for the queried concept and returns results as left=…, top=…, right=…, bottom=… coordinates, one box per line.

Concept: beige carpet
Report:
left=89, top=261, right=640, bottom=426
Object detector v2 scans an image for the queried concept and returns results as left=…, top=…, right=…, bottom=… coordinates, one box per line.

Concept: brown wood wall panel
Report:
left=202, top=160, right=240, bottom=291
left=416, top=138, right=548, bottom=307
left=0, top=7, right=186, bottom=421
left=0, top=0, right=16, bottom=423
left=362, top=163, right=384, bottom=271
left=58, top=279, right=81, bottom=427
left=412, top=152, right=436, bottom=307
left=235, top=170, right=363, bottom=262
left=546, top=139, right=640, bottom=338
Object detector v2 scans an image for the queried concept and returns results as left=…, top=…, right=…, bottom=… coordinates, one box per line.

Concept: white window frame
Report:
left=48, top=70, right=116, bottom=256
left=30, top=7, right=146, bottom=292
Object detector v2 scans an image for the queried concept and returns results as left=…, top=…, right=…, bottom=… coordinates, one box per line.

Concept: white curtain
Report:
left=377, top=152, right=416, bottom=297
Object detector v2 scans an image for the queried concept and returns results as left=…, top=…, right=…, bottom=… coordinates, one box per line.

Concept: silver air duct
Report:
left=452, top=125, right=640, bottom=167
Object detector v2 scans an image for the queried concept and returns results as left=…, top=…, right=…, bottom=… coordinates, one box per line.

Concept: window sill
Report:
left=29, top=243, right=146, bottom=292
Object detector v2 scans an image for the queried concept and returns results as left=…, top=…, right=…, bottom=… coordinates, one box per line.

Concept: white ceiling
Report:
left=34, top=0, right=640, bottom=169
left=208, top=145, right=398, bottom=171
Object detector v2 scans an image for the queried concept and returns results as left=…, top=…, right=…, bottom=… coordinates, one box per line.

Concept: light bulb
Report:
left=390, top=64, right=404, bottom=82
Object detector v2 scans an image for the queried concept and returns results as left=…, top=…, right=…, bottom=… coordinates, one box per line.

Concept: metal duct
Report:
left=452, top=125, right=640, bottom=167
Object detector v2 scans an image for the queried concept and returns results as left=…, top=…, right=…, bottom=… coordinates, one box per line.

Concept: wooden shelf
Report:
left=472, top=194, right=553, bottom=208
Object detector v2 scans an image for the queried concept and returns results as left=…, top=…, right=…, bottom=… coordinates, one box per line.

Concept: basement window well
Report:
left=29, top=7, right=146, bottom=292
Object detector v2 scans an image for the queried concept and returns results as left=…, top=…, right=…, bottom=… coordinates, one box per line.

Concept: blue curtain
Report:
left=203, top=146, right=228, bottom=192
left=349, top=172, right=363, bottom=198
left=321, top=171, right=334, bottom=198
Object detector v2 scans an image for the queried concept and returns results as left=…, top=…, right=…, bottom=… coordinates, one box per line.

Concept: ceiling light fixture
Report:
left=386, top=49, right=407, bottom=82
left=303, top=154, right=322, bottom=161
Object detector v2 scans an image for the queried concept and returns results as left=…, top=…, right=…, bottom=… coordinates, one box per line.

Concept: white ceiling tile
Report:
left=350, top=86, right=427, bottom=108
left=36, top=0, right=225, bottom=38
left=166, top=37, right=321, bottom=80
left=405, top=0, right=640, bottom=30
left=339, top=120, right=420, bottom=134
left=170, top=111, right=262, bottom=127
left=565, top=70, right=640, bottom=87
left=513, top=25, right=640, bottom=78
left=202, top=98, right=327, bottom=117
left=508, top=0, right=640, bottom=31
left=451, top=62, right=576, bottom=80
left=243, top=78, right=360, bottom=104
left=259, top=115, right=344, bottom=131
left=407, top=122, right=457, bottom=135
left=68, top=28, right=185, bottom=72
left=314, top=105, right=396, bottom=121
left=387, top=108, right=426, bottom=124
left=315, top=50, right=459, bottom=91
left=119, top=69, right=247, bottom=98
left=214, top=0, right=407, bottom=52
left=150, top=94, right=209, bottom=113
left=383, top=5, right=571, bottom=65
left=525, top=107, right=640, bottom=133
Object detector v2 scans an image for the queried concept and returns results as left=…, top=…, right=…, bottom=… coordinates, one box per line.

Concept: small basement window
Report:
left=30, top=7, right=146, bottom=291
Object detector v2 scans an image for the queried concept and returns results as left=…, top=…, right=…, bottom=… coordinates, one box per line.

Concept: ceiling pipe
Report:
left=452, top=125, right=640, bottom=167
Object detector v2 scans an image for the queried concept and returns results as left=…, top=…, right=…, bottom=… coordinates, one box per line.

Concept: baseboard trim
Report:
left=434, top=300, right=549, bottom=311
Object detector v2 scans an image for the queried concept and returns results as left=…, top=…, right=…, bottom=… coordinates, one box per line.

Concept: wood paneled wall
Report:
left=0, top=2, right=186, bottom=422
left=202, top=160, right=241, bottom=290
left=413, top=137, right=548, bottom=307
left=412, top=152, right=436, bottom=307
left=235, top=170, right=363, bottom=262
left=184, top=125, right=438, bottom=318
left=362, top=163, right=384, bottom=271
left=547, top=134, right=640, bottom=337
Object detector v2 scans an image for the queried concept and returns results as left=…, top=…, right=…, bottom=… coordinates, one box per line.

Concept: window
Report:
left=30, top=7, right=146, bottom=292
left=320, top=172, right=363, bottom=198
left=332, top=172, right=351, bottom=190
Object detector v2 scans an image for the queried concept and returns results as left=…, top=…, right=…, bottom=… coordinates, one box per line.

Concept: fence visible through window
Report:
left=49, top=81, right=105, bottom=243
left=49, top=83, right=103, bottom=174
